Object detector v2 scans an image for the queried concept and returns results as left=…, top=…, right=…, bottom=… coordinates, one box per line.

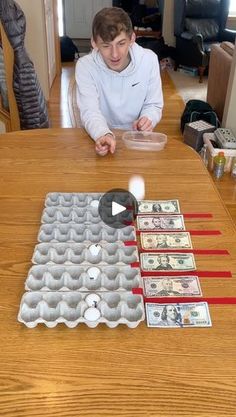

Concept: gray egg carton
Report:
left=25, top=265, right=142, bottom=292
left=41, top=206, right=132, bottom=225
left=45, top=192, right=103, bottom=208
left=32, top=243, right=139, bottom=265
left=18, top=291, right=145, bottom=328
left=37, top=224, right=136, bottom=243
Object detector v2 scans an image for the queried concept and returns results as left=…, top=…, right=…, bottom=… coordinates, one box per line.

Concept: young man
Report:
left=75, top=7, right=163, bottom=156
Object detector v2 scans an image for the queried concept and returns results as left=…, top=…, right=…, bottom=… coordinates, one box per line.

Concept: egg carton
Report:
left=25, top=265, right=142, bottom=292
left=45, top=192, right=104, bottom=208
left=18, top=291, right=145, bottom=328
left=41, top=206, right=133, bottom=225
left=45, top=192, right=134, bottom=208
left=32, top=243, right=139, bottom=265
left=37, top=224, right=136, bottom=243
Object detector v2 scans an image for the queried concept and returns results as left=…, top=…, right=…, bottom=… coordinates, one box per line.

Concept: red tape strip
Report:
left=131, top=262, right=140, bottom=268
left=144, top=296, right=236, bottom=304
left=140, top=249, right=229, bottom=255
left=189, top=230, right=221, bottom=235
left=141, top=270, right=232, bottom=278
left=183, top=213, right=213, bottom=218
left=124, top=241, right=137, bottom=246
left=132, top=288, right=143, bottom=295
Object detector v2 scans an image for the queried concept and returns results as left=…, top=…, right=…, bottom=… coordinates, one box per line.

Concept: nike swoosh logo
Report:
left=132, top=82, right=140, bottom=87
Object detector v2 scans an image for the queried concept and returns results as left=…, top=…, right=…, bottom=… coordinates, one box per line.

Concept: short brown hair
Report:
left=92, top=7, right=133, bottom=42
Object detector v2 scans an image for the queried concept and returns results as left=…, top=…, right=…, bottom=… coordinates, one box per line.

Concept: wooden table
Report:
left=1, top=128, right=236, bottom=417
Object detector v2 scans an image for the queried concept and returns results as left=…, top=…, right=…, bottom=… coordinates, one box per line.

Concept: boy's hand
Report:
left=95, top=134, right=116, bottom=156
left=133, top=116, right=153, bottom=132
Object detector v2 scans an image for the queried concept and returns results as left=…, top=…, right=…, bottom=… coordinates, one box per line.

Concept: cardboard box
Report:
left=203, top=133, right=236, bottom=172
left=179, top=65, right=198, bottom=77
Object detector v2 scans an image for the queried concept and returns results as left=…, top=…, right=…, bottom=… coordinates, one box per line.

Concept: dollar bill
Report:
left=141, top=253, right=196, bottom=271
left=145, top=302, right=212, bottom=328
left=138, top=199, right=180, bottom=214
left=140, top=232, right=192, bottom=250
left=143, top=276, right=202, bottom=297
left=137, top=215, right=185, bottom=231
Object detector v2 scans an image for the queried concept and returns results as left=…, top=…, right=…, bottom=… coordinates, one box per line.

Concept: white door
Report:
left=64, top=0, right=112, bottom=38
left=44, top=0, right=56, bottom=87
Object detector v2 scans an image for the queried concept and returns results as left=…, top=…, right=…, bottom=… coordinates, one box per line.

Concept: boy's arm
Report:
left=75, top=60, right=113, bottom=141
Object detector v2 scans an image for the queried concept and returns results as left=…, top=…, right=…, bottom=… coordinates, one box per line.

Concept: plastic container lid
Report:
left=122, top=131, right=167, bottom=151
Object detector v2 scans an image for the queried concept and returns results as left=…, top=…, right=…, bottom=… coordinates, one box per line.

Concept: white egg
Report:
left=85, top=293, right=101, bottom=307
left=128, top=175, right=145, bottom=200
left=84, top=307, right=101, bottom=321
left=90, top=200, right=99, bottom=208
left=89, top=244, right=101, bottom=256
left=87, top=266, right=100, bottom=280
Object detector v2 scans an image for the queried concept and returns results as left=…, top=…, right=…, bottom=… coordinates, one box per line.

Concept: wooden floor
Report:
left=48, top=63, right=236, bottom=224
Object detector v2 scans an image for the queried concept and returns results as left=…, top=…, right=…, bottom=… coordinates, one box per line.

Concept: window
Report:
left=229, top=0, right=236, bottom=15
left=57, top=0, right=64, bottom=37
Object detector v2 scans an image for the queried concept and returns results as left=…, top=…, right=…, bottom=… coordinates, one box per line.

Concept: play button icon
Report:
left=112, top=201, right=126, bottom=216
left=98, top=188, right=138, bottom=229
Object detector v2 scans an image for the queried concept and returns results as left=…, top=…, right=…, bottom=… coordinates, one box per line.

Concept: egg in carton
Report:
left=18, top=291, right=145, bottom=328
left=41, top=206, right=134, bottom=225
left=32, top=242, right=139, bottom=265
left=45, top=192, right=104, bottom=208
left=25, top=264, right=142, bottom=292
left=37, top=223, right=136, bottom=244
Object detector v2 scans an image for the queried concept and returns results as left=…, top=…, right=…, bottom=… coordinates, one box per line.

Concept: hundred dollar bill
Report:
left=138, top=199, right=180, bottom=214
left=143, top=276, right=202, bottom=297
left=145, top=302, right=212, bottom=328
left=140, top=232, right=192, bottom=250
left=137, top=215, right=185, bottom=231
left=141, top=252, right=196, bottom=271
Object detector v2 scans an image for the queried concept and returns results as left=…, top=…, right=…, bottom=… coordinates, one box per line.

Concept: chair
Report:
left=207, top=41, right=234, bottom=121
left=67, top=75, right=82, bottom=128
left=174, top=0, right=236, bottom=82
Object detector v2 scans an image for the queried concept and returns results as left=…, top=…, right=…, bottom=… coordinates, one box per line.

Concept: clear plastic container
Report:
left=122, top=131, right=167, bottom=151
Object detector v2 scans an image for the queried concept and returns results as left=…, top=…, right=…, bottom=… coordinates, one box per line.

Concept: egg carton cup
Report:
left=32, top=243, right=139, bottom=265
left=18, top=291, right=145, bottom=328
left=25, top=265, right=142, bottom=292
left=45, top=192, right=104, bottom=208
left=41, top=206, right=133, bottom=225
left=37, top=224, right=136, bottom=243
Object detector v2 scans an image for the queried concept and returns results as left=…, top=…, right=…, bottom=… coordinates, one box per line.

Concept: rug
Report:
left=167, top=68, right=208, bottom=104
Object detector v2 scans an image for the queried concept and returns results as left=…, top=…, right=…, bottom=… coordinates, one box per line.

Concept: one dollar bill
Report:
left=137, top=215, right=185, bottom=231
left=138, top=199, right=180, bottom=214
left=141, top=253, right=196, bottom=271
left=146, top=302, right=212, bottom=328
left=140, top=232, right=192, bottom=250
left=143, top=276, right=202, bottom=297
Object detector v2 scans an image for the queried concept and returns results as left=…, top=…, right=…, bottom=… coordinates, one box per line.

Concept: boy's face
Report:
left=91, top=31, right=135, bottom=72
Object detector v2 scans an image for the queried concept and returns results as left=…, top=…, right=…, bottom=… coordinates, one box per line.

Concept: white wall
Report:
left=16, top=0, right=50, bottom=100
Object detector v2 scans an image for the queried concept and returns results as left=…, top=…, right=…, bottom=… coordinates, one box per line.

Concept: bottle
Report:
left=231, top=159, right=236, bottom=179
left=199, top=144, right=208, bottom=167
left=213, top=151, right=226, bottom=179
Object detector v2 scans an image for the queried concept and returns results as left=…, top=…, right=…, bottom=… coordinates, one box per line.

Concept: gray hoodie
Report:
left=75, top=42, right=163, bottom=141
